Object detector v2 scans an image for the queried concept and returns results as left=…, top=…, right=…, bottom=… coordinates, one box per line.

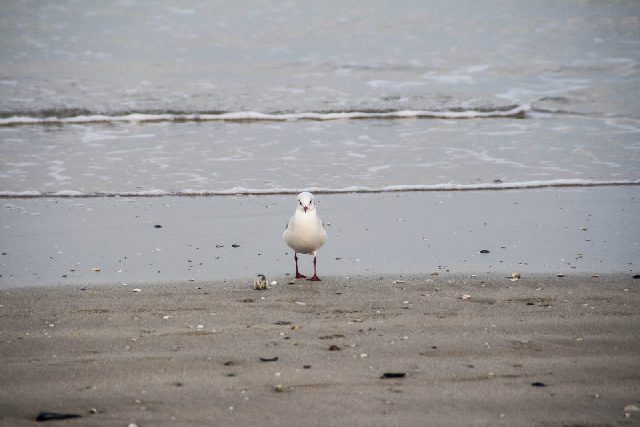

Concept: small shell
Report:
left=253, top=274, right=270, bottom=290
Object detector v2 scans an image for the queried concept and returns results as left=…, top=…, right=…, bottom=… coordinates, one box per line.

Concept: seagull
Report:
left=283, top=192, right=327, bottom=281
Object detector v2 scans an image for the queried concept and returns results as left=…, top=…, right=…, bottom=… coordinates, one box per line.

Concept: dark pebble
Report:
left=1, top=252, right=6, bottom=255
left=242, top=298, right=254, bottom=303
left=467, top=365, right=475, bottom=368
left=259, top=356, right=279, bottom=362
left=274, top=320, right=292, bottom=325
left=328, top=345, right=341, bottom=351
left=526, top=302, right=534, bottom=306
left=633, top=275, right=640, bottom=279
left=480, top=249, right=490, bottom=254
left=231, top=244, right=240, bottom=248
left=381, top=372, right=406, bottom=379
left=303, top=365, right=311, bottom=369
left=224, top=361, right=235, bottom=366
left=226, top=373, right=236, bottom=377
left=154, top=224, right=162, bottom=228
left=36, top=412, right=82, bottom=422
left=173, top=382, right=183, bottom=387
left=531, top=382, right=546, bottom=387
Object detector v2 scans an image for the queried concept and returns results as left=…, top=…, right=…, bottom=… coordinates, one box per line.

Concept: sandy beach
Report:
left=1, top=273, right=639, bottom=426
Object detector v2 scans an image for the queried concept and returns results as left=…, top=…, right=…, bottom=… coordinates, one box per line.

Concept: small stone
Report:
left=231, top=244, right=240, bottom=248
left=242, top=298, right=254, bottom=303
left=274, top=384, right=284, bottom=392
left=91, top=267, right=101, bottom=272
left=459, top=294, right=471, bottom=300
left=154, top=224, right=162, bottom=228
left=556, top=274, right=565, bottom=278
left=303, top=364, right=311, bottom=369
left=633, top=275, right=640, bottom=279
left=381, top=372, right=406, bottom=379
left=295, top=301, right=306, bottom=306
left=36, top=412, right=82, bottom=422
left=259, top=356, right=279, bottom=362
left=328, top=345, right=341, bottom=351
left=479, top=249, right=490, bottom=254
left=531, top=382, right=546, bottom=387
left=89, top=408, right=98, bottom=414
left=624, top=404, right=640, bottom=413
left=132, top=288, right=141, bottom=292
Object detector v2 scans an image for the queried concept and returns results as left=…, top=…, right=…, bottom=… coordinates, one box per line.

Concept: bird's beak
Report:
left=303, top=206, right=308, bottom=213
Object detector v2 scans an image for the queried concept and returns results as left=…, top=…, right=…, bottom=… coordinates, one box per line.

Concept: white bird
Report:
left=283, top=192, right=327, bottom=281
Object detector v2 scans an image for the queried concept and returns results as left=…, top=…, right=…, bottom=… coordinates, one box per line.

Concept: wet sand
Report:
left=1, top=273, right=639, bottom=426
left=2, top=187, right=639, bottom=288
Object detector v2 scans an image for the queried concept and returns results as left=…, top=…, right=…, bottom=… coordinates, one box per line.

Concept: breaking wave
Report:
left=0, top=105, right=529, bottom=126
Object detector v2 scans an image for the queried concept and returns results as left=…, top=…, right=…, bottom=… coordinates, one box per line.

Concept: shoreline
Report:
left=1, top=273, right=639, bottom=426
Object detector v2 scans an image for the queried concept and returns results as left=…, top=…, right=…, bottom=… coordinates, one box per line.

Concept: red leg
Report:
left=309, top=256, right=321, bottom=281
left=294, top=253, right=306, bottom=279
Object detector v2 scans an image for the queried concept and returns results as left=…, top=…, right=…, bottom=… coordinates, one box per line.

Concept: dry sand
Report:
left=1, top=273, right=639, bottom=426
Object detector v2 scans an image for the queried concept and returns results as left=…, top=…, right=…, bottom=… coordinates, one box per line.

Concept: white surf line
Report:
left=1, top=179, right=639, bottom=198
left=0, top=105, right=529, bottom=126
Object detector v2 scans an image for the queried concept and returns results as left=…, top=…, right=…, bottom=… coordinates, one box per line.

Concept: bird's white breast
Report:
left=283, top=211, right=327, bottom=255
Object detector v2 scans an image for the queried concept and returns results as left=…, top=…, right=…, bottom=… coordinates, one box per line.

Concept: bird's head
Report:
left=296, top=191, right=316, bottom=213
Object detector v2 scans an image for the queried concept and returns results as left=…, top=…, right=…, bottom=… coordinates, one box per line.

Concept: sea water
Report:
left=1, top=1, right=639, bottom=197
